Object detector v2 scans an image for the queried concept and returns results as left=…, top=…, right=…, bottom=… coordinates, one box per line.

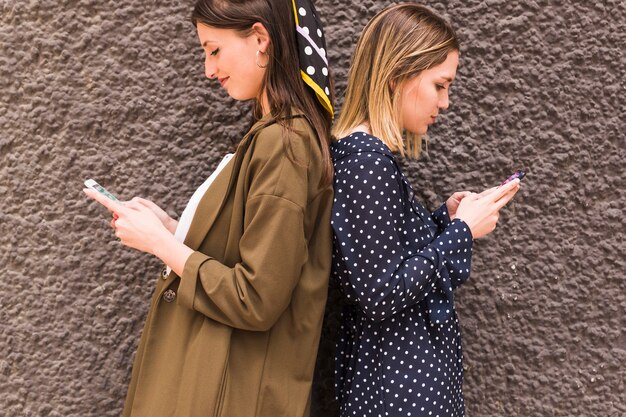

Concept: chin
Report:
left=228, top=91, right=256, bottom=102
left=404, top=122, right=429, bottom=136
left=408, top=127, right=428, bottom=136
left=226, top=91, right=241, bottom=100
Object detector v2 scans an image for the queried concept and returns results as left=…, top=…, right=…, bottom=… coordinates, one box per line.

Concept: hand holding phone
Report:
left=500, top=170, right=526, bottom=186
left=84, top=179, right=119, bottom=201
left=456, top=178, right=521, bottom=239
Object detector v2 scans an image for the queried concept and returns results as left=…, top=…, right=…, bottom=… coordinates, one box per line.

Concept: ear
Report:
left=251, top=22, right=271, bottom=53
left=389, top=77, right=400, bottom=97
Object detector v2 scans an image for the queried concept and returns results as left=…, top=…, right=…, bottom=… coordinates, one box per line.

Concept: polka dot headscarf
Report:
left=291, top=0, right=333, bottom=118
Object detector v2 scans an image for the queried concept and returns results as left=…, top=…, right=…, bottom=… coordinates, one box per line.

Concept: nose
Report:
left=204, top=55, right=217, bottom=79
left=439, top=91, right=450, bottom=110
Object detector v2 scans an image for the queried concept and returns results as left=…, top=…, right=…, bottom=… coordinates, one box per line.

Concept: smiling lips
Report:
left=218, top=76, right=229, bottom=87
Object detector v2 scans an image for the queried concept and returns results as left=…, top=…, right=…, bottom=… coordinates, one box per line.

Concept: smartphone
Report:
left=84, top=179, right=119, bottom=201
left=500, top=170, right=526, bottom=186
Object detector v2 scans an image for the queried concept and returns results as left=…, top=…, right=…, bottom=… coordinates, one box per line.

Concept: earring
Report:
left=256, top=50, right=268, bottom=69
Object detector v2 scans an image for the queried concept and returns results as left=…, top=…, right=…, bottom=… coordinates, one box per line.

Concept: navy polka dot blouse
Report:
left=331, top=133, right=474, bottom=417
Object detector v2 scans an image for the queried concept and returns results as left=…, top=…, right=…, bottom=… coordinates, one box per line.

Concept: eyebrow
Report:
left=201, top=40, right=217, bottom=48
left=440, top=76, right=455, bottom=82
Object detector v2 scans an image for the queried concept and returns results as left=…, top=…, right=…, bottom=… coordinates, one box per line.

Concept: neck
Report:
left=349, top=122, right=371, bottom=135
left=259, top=91, right=271, bottom=116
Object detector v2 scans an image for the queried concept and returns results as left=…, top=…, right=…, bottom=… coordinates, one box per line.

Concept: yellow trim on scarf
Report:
left=291, top=0, right=299, bottom=25
left=301, top=70, right=334, bottom=118
left=292, top=1, right=333, bottom=117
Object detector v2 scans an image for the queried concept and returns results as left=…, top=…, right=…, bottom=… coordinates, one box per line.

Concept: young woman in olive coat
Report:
left=85, top=0, right=335, bottom=415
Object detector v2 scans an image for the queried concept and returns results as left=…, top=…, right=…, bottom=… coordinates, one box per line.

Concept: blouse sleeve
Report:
left=431, top=203, right=472, bottom=291
left=177, top=124, right=313, bottom=331
left=432, top=203, right=452, bottom=231
left=332, top=155, right=473, bottom=323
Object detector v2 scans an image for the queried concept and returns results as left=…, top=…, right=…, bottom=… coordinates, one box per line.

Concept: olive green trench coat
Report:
left=122, top=115, right=333, bottom=417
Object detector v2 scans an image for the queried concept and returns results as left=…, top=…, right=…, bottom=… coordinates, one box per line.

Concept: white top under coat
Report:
left=166, top=153, right=234, bottom=275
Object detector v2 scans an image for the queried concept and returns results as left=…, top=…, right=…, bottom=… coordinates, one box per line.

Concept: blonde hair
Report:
left=333, top=3, right=459, bottom=158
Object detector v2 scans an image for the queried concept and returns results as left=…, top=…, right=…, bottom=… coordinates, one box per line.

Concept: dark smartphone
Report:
left=500, top=170, right=526, bottom=186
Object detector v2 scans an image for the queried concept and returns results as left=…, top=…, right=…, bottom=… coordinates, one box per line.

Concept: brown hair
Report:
left=192, top=0, right=334, bottom=183
left=333, top=3, right=458, bottom=159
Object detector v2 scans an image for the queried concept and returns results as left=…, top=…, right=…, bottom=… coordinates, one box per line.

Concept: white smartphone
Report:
left=84, top=179, right=119, bottom=201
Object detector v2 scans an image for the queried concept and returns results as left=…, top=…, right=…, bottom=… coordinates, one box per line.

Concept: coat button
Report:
left=161, top=268, right=169, bottom=279
left=163, top=289, right=176, bottom=303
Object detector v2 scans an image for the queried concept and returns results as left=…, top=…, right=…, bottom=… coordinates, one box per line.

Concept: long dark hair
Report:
left=191, top=0, right=334, bottom=184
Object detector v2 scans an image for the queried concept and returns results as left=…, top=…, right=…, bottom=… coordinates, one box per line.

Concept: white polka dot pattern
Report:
left=330, top=133, right=474, bottom=417
left=292, top=0, right=332, bottom=115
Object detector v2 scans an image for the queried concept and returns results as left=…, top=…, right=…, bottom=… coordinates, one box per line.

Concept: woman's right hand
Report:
left=129, top=197, right=179, bottom=234
left=453, top=179, right=521, bottom=239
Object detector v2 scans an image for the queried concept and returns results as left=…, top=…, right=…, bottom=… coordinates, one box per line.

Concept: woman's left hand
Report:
left=446, top=191, right=475, bottom=219
left=84, top=189, right=171, bottom=255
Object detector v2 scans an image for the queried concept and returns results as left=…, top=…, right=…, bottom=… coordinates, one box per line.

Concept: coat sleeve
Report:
left=332, top=155, right=473, bottom=323
left=177, top=125, right=311, bottom=331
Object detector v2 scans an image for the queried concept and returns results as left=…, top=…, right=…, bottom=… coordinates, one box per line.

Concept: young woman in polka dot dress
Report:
left=330, top=4, right=521, bottom=416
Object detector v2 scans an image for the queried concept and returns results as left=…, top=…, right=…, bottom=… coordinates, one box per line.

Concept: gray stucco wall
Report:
left=1, top=0, right=624, bottom=416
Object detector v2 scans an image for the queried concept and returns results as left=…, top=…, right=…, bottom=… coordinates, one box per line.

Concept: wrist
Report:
left=151, top=227, right=177, bottom=258
left=152, top=231, right=194, bottom=276
left=165, top=216, right=178, bottom=234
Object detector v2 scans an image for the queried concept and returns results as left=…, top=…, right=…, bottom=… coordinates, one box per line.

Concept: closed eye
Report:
left=210, top=47, right=220, bottom=56
left=436, top=84, right=446, bottom=91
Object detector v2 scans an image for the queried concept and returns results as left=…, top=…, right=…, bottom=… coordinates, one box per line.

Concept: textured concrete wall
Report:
left=1, top=0, right=624, bottom=416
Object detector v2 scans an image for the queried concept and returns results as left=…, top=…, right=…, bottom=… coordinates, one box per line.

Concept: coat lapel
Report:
left=182, top=117, right=271, bottom=251
left=182, top=111, right=307, bottom=252
left=183, top=153, right=238, bottom=251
